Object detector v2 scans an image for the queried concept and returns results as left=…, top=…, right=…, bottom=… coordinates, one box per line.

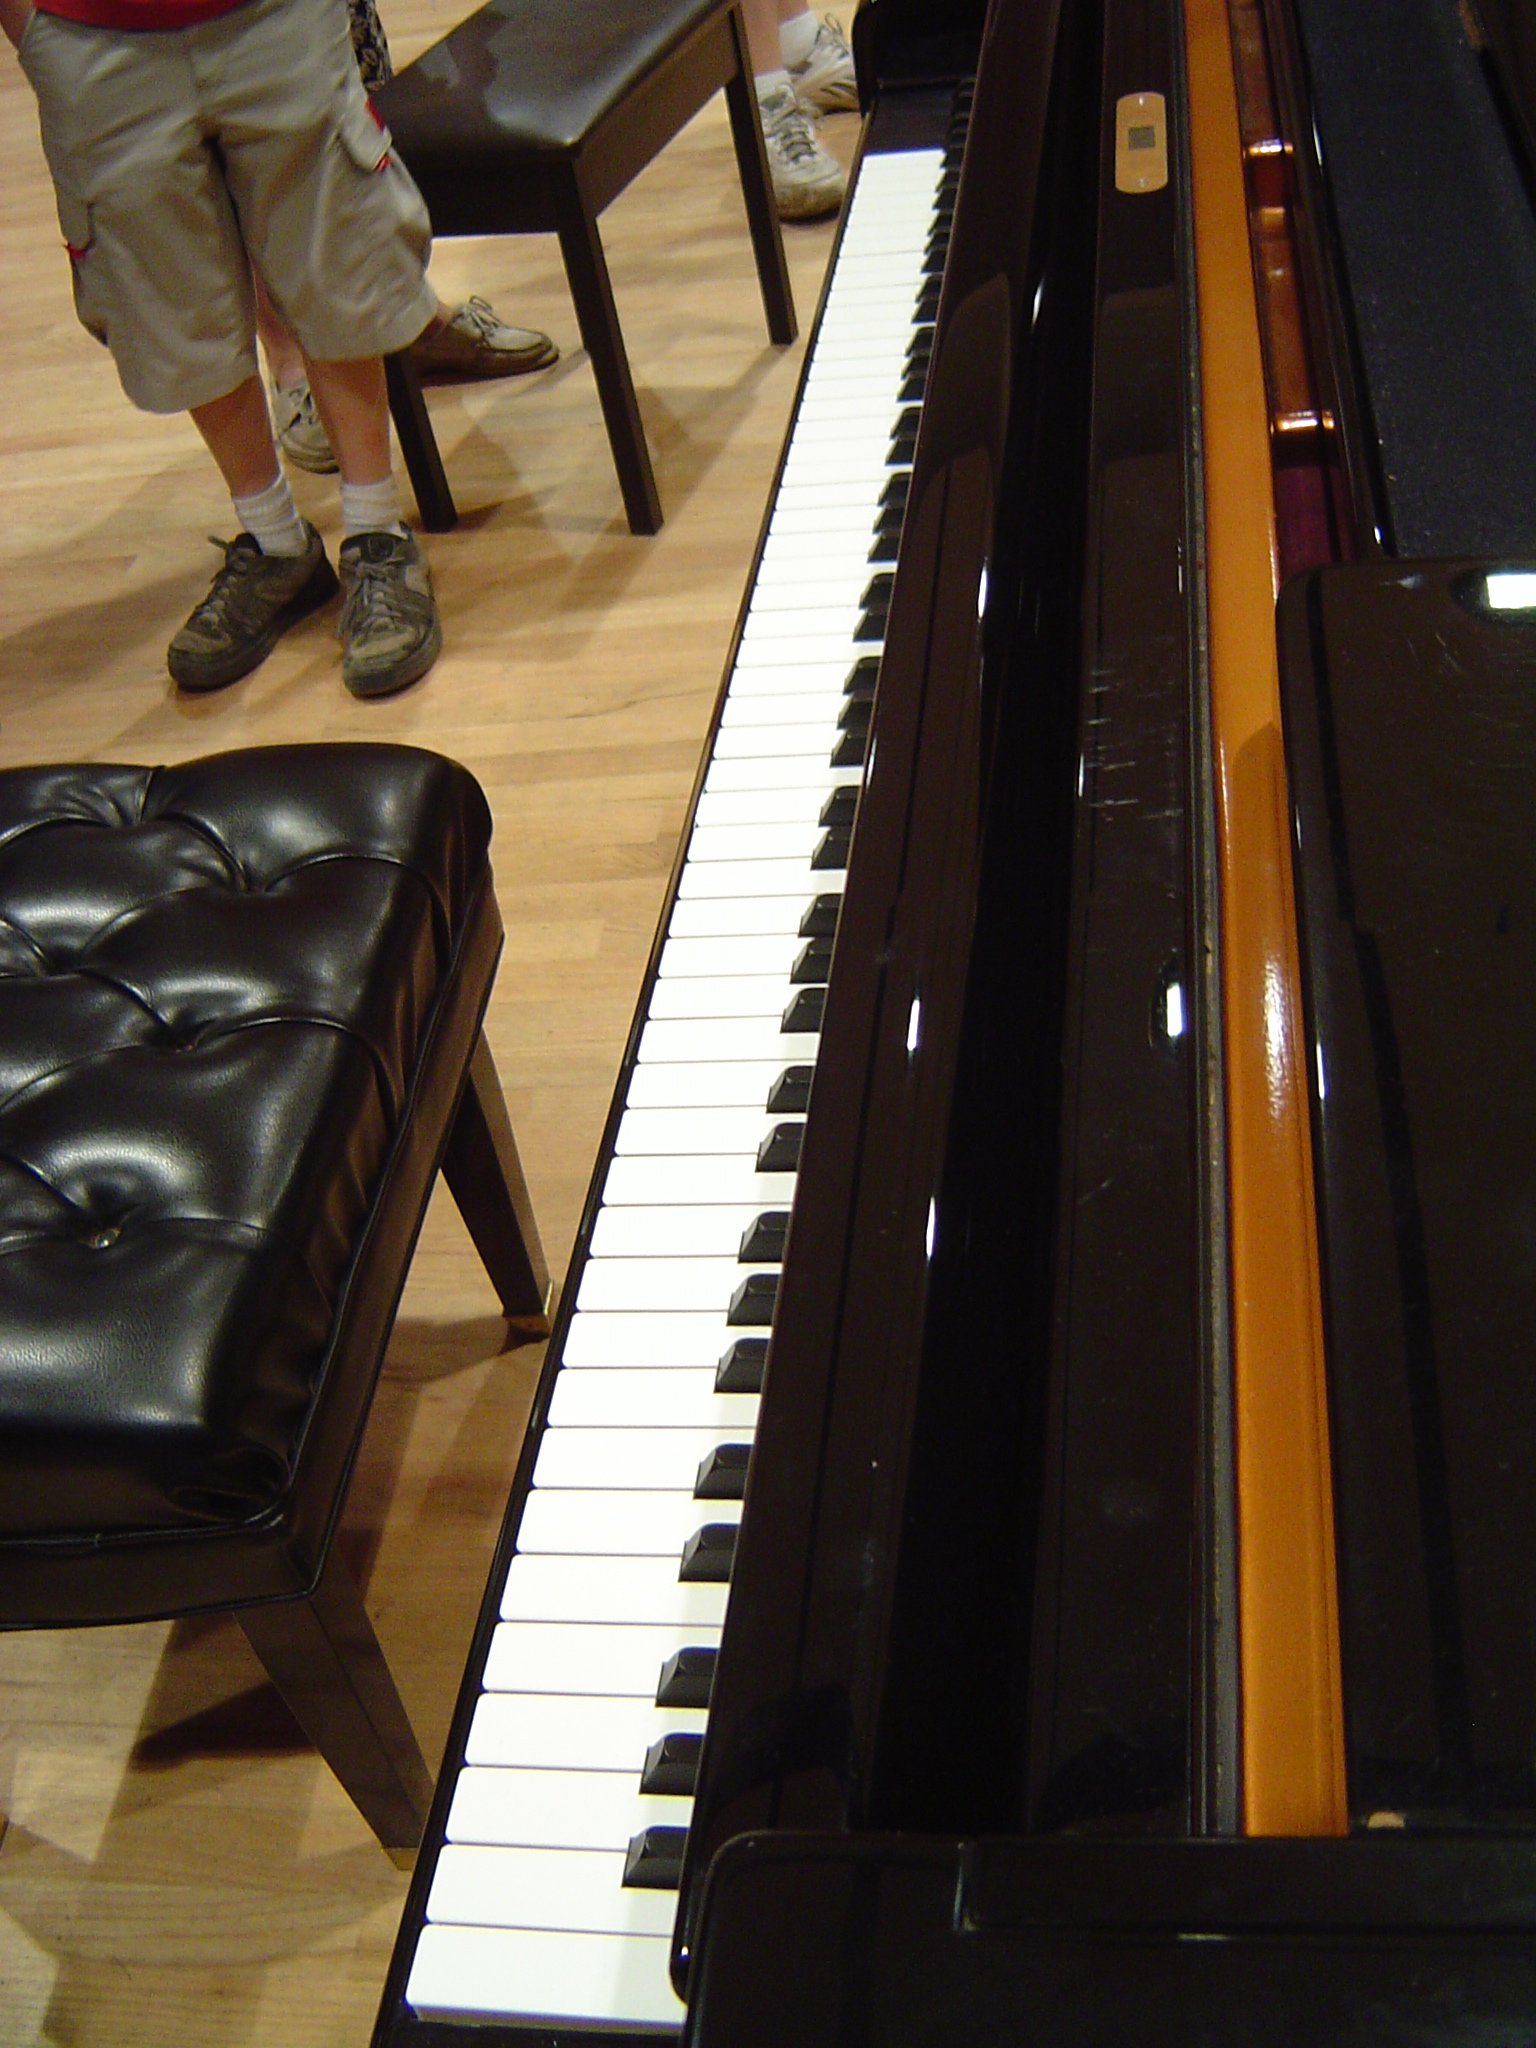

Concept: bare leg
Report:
left=254, top=275, right=307, bottom=389
left=189, top=375, right=281, bottom=497
left=304, top=354, right=392, bottom=486
left=741, top=0, right=784, bottom=72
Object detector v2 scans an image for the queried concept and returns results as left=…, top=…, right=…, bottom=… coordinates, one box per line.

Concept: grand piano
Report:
left=374, top=0, right=1536, bottom=2038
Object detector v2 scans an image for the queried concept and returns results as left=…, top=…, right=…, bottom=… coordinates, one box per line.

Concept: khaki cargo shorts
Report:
left=19, top=0, right=437, bottom=413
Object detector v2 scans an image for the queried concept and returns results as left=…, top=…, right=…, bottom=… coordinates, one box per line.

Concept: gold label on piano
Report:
left=1115, top=90, right=1168, bottom=193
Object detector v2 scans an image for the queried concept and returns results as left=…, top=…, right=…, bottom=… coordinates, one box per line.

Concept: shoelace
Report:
left=448, top=296, right=505, bottom=343
left=275, top=383, right=323, bottom=434
left=765, top=92, right=823, bottom=165
left=187, top=539, right=269, bottom=632
left=341, top=555, right=415, bottom=640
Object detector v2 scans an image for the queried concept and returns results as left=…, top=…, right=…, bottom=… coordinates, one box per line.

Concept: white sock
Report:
left=232, top=473, right=308, bottom=558
left=339, top=475, right=407, bottom=540
left=756, top=66, right=793, bottom=101
left=779, top=10, right=819, bottom=67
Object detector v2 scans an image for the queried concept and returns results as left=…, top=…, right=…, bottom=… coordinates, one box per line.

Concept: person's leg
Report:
left=171, top=370, right=337, bottom=690
left=742, top=0, right=845, bottom=218
left=304, top=350, right=440, bottom=696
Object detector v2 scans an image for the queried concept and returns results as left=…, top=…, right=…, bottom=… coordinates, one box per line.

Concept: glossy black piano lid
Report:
left=677, top=0, right=1204, bottom=1989
left=1279, top=561, right=1536, bottom=1826
left=873, top=0, right=1200, bottom=1842
left=683, top=1832, right=1536, bottom=2047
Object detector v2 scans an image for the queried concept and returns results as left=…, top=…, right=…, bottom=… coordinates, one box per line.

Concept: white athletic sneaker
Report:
left=788, top=13, right=859, bottom=114
left=758, top=81, right=846, bottom=221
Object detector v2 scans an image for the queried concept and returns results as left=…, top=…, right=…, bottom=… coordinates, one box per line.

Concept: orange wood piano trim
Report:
left=1183, top=0, right=1348, bottom=1836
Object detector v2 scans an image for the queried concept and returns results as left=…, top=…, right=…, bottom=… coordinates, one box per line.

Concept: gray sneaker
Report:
left=168, top=525, right=338, bottom=692
left=337, top=530, right=442, bottom=698
left=757, top=81, right=845, bottom=221
left=272, top=380, right=338, bottom=475
left=788, top=13, right=859, bottom=113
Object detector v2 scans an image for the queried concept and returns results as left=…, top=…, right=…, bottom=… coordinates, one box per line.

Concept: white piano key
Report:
left=702, top=756, right=857, bottom=795
left=427, top=1845, right=676, bottom=1938
left=532, top=1426, right=745, bottom=1490
left=612, top=1105, right=778, bottom=1153
left=481, top=1619, right=720, bottom=1696
left=624, top=1059, right=793, bottom=1108
left=676, top=855, right=830, bottom=898
left=688, top=790, right=835, bottom=832
left=721, top=656, right=854, bottom=696
left=576, top=1253, right=773, bottom=1312
left=665, top=897, right=828, bottom=942
left=562, top=1311, right=735, bottom=1368
left=717, top=690, right=850, bottom=727
left=447, top=1765, right=682, bottom=1853
left=406, top=1923, right=683, bottom=2029
left=635, top=1017, right=818, bottom=1066
left=684, top=821, right=821, bottom=863
left=499, top=1552, right=730, bottom=1627
left=519, top=1488, right=742, bottom=1557
left=466, top=1691, right=707, bottom=1772
left=656, top=931, right=804, bottom=978
left=548, top=1368, right=758, bottom=1430
left=645, top=976, right=805, bottom=1022
left=590, top=1204, right=765, bottom=1257
left=602, top=1151, right=794, bottom=1204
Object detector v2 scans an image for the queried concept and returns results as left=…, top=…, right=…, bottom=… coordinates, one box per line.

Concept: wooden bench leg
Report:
left=723, top=2, right=798, bottom=346
left=557, top=192, right=664, bottom=535
left=237, top=1546, right=433, bottom=1854
left=442, top=1030, right=553, bottom=1333
left=385, top=351, right=458, bottom=533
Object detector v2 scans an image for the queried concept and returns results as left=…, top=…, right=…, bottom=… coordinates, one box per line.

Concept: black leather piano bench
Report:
left=375, top=0, right=796, bottom=537
left=0, top=744, right=552, bottom=1858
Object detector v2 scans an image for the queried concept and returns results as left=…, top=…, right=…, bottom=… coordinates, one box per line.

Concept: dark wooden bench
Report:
left=0, top=745, right=550, bottom=1854
left=378, top=0, right=797, bottom=537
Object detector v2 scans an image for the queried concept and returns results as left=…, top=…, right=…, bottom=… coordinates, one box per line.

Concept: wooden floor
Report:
left=0, top=13, right=853, bottom=2039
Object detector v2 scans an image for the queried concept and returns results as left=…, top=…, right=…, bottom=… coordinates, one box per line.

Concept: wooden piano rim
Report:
left=1184, top=0, right=1348, bottom=1836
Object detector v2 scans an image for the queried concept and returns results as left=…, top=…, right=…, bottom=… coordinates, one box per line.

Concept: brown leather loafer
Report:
left=408, top=297, right=559, bottom=380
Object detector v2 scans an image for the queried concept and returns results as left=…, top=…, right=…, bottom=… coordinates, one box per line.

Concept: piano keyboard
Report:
left=399, top=106, right=966, bottom=2039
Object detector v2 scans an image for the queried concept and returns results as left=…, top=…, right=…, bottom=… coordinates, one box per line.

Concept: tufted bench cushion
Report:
left=0, top=745, right=545, bottom=1636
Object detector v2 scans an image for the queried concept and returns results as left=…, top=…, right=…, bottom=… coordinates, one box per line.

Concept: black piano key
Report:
left=879, top=471, right=911, bottom=511
left=694, top=1442, right=752, bottom=1500
left=738, top=1210, right=790, bottom=1261
left=756, top=1119, right=804, bottom=1171
left=831, top=730, right=869, bottom=769
left=791, top=936, right=833, bottom=985
left=845, top=654, right=881, bottom=695
left=656, top=1645, right=717, bottom=1708
left=782, top=982, right=828, bottom=1031
left=898, top=369, right=929, bottom=405
left=838, top=698, right=873, bottom=735
left=766, top=1060, right=815, bottom=1109
left=715, top=1336, right=768, bottom=1393
left=859, top=572, right=895, bottom=612
left=811, top=826, right=851, bottom=871
left=853, top=608, right=887, bottom=643
left=727, top=1271, right=780, bottom=1325
left=868, top=529, right=900, bottom=563
left=798, top=894, right=841, bottom=939
left=820, top=778, right=859, bottom=826
left=917, top=279, right=942, bottom=321
left=679, top=1523, right=737, bottom=1582
left=640, top=1732, right=703, bottom=1796
left=623, top=1825, right=687, bottom=1889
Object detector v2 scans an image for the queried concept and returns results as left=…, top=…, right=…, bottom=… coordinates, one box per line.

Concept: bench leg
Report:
left=237, top=1546, right=433, bottom=1855
left=557, top=193, right=664, bottom=535
left=442, top=1030, right=553, bottom=1333
left=385, top=351, right=458, bottom=533
left=723, top=3, right=798, bottom=347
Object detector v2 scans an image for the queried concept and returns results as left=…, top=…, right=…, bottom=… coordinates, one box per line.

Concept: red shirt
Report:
left=34, top=0, right=256, bottom=30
